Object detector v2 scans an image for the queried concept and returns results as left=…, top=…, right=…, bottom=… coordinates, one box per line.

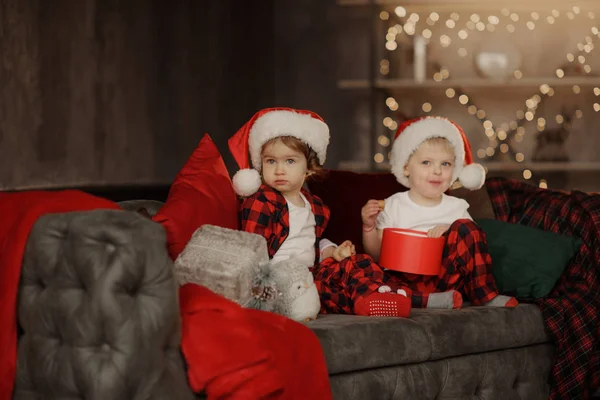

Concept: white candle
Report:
left=413, top=35, right=427, bottom=83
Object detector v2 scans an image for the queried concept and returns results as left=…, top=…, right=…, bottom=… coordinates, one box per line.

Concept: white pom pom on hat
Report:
left=390, top=116, right=485, bottom=190
left=227, top=107, right=330, bottom=196
left=231, top=168, right=263, bottom=198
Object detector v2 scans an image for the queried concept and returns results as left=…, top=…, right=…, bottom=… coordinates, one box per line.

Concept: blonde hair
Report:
left=261, top=136, right=325, bottom=180
left=414, top=137, right=455, bottom=157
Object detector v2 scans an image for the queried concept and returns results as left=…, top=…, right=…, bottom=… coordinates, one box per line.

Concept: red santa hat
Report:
left=390, top=116, right=485, bottom=190
left=228, top=107, right=330, bottom=196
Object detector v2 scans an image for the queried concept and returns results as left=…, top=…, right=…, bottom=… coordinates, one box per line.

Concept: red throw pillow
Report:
left=152, top=134, right=239, bottom=260
left=307, top=170, right=404, bottom=254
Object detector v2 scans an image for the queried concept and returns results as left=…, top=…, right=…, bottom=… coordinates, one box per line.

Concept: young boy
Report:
left=228, top=107, right=411, bottom=317
left=362, top=116, right=518, bottom=309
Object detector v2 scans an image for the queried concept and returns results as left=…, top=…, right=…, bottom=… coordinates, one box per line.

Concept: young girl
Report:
left=362, top=116, right=518, bottom=309
left=228, top=107, right=411, bottom=317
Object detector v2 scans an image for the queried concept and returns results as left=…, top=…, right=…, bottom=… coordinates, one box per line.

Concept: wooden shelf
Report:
left=338, top=77, right=600, bottom=90
left=484, top=162, right=600, bottom=172
left=337, top=0, right=600, bottom=11
left=338, top=161, right=600, bottom=172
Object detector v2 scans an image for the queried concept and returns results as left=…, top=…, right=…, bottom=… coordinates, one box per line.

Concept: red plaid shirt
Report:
left=240, top=185, right=331, bottom=265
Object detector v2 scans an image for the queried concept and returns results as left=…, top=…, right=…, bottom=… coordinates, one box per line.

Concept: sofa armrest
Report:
left=15, top=209, right=194, bottom=400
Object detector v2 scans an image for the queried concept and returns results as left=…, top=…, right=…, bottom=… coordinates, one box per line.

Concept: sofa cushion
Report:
left=308, top=304, right=549, bottom=375
left=308, top=314, right=431, bottom=375
left=152, top=134, right=239, bottom=260
left=328, top=343, right=553, bottom=400
left=476, top=218, right=582, bottom=299
left=307, top=170, right=494, bottom=253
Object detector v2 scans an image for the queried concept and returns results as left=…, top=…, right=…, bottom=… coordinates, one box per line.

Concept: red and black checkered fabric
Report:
left=382, top=219, right=499, bottom=307
left=240, top=185, right=383, bottom=314
left=486, top=177, right=600, bottom=400
left=240, top=184, right=329, bottom=262
left=313, top=254, right=384, bottom=314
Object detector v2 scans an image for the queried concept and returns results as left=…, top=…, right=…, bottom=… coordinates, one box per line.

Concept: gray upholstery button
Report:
left=101, top=343, right=110, bottom=352
left=106, top=243, right=116, bottom=253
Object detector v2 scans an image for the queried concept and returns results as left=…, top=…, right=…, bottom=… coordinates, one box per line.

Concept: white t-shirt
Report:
left=376, top=191, right=471, bottom=233
left=272, top=193, right=317, bottom=267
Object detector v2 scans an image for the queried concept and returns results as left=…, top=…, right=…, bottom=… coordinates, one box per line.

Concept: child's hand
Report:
left=427, top=224, right=450, bottom=238
left=361, top=200, right=383, bottom=231
left=333, top=240, right=356, bottom=261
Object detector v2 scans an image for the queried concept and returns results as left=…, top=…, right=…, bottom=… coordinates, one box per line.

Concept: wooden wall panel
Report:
left=0, top=0, right=275, bottom=189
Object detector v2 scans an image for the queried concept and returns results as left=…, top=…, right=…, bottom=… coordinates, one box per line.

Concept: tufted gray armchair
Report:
left=14, top=209, right=194, bottom=400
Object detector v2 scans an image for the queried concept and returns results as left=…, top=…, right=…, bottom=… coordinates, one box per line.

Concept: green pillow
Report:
left=475, top=218, right=582, bottom=299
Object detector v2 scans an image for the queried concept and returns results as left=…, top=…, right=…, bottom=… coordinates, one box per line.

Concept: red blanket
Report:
left=0, top=190, right=121, bottom=399
left=0, top=189, right=332, bottom=400
left=487, top=178, right=600, bottom=399
left=180, top=284, right=332, bottom=399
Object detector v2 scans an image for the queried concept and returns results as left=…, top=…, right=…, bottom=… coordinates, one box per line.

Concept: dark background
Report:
left=0, top=0, right=371, bottom=191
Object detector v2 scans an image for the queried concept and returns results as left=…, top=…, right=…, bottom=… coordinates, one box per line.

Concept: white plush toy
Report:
left=173, top=225, right=321, bottom=323
left=270, top=257, right=321, bottom=322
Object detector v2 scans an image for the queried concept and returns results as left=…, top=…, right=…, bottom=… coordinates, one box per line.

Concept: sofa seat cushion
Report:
left=328, top=343, right=553, bottom=400
left=308, top=304, right=550, bottom=374
left=308, top=314, right=432, bottom=375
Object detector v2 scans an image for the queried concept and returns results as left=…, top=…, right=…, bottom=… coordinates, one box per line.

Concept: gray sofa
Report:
left=14, top=202, right=554, bottom=400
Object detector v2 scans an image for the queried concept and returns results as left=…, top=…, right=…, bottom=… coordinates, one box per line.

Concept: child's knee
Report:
left=350, top=253, right=376, bottom=266
left=450, top=219, right=481, bottom=236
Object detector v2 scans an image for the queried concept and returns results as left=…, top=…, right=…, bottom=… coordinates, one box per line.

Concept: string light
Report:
left=377, top=8, right=600, bottom=174
left=380, top=59, right=389, bottom=75
left=378, top=135, right=391, bottom=146
left=394, top=7, right=406, bottom=17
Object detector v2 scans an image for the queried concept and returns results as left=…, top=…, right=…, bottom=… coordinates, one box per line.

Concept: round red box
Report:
left=378, top=228, right=445, bottom=275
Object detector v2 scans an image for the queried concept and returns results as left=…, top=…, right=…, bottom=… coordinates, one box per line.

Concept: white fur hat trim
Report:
left=248, top=110, right=330, bottom=172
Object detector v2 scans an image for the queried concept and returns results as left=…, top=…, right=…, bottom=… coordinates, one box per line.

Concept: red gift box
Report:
left=379, top=228, right=445, bottom=275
